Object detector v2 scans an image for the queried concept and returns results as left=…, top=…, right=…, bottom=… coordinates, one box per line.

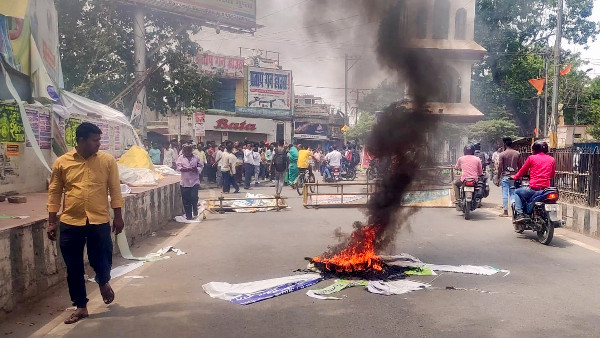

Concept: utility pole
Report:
left=550, top=0, right=564, bottom=148
left=543, top=53, right=549, bottom=138
left=344, top=54, right=361, bottom=126
left=344, top=54, right=348, bottom=126
left=133, top=8, right=147, bottom=138
left=535, top=69, right=541, bottom=138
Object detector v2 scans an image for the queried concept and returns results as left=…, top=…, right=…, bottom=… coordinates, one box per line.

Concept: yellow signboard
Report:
left=341, top=125, right=350, bottom=132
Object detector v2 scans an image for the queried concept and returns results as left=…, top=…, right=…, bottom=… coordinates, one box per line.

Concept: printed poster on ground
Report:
left=247, top=66, right=292, bottom=111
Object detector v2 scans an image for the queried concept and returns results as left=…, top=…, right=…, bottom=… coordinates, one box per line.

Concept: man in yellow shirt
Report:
left=47, top=122, right=124, bottom=324
left=297, top=144, right=313, bottom=178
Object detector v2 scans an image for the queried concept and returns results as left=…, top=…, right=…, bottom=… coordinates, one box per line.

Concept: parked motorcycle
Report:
left=510, top=178, right=562, bottom=245
left=456, top=174, right=489, bottom=220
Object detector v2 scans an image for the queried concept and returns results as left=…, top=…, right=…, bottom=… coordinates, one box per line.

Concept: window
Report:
left=433, top=0, right=450, bottom=39
left=574, top=134, right=582, bottom=139
left=305, top=99, right=312, bottom=105
left=416, top=7, right=428, bottom=39
left=455, top=8, right=467, bottom=40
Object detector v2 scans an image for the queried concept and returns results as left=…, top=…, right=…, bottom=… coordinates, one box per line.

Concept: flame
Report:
left=312, top=226, right=383, bottom=272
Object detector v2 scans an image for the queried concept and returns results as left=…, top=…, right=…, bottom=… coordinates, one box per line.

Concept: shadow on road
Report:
left=515, top=233, right=573, bottom=249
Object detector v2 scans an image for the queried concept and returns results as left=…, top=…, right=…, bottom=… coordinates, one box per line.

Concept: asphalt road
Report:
left=7, top=182, right=600, bottom=337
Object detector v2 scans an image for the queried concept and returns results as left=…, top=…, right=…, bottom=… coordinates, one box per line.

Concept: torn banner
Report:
left=203, top=274, right=323, bottom=305
left=306, top=279, right=368, bottom=300
left=117, top=231, right=186, bottom=261
left=381, top=254, right=509, bottom=276
left=367, top=280, right=430, bottom=296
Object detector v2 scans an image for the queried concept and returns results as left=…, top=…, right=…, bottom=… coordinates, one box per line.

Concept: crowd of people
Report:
left=142, top=139, right=363, bottom=218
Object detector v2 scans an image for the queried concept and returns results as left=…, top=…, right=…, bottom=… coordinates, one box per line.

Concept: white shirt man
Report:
left=243, top=147, right=254, bottom=164
left=325, top=149, right=343, bottom=167
left=163, top=146, right=178, bottom=168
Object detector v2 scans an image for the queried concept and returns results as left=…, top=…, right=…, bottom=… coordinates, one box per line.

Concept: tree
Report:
left=357, top=80, right=405, bottom=113
left=469, top=119, right=519, bottom=149
left=473, top=0, right=599, bottom=132
left=56, top=0, right=218, bottom=115
left=345, top=112, right=376, bottom=141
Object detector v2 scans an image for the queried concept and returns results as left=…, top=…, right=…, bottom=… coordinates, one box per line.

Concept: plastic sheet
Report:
left=118, top=165, right=160, bottom=187
left=367, top=280, right=430, bottom=296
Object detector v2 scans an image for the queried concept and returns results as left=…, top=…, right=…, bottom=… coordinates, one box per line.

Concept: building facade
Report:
left=293, top=95, right=345, bottom=149
left=404, top=0, right=487, bottom=163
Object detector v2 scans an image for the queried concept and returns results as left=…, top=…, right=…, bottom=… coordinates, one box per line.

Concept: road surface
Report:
left=4, top=183, right=600, bottom=337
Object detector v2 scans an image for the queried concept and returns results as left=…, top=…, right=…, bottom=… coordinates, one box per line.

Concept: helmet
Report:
left=464, top=144, right=475, bottom=155
left=532, top=140, right=549, bottom=154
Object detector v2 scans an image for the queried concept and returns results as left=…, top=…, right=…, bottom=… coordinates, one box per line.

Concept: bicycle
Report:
left=296, top=168, right=316, bottom=195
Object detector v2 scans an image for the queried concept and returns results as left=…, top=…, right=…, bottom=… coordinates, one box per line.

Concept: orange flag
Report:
left=560, top=64, right=572, bottom=76
left=528, top=78, right=546, bottom=95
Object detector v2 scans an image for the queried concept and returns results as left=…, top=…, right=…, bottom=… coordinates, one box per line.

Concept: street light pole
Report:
left=550, top=0, right=564, bottom=148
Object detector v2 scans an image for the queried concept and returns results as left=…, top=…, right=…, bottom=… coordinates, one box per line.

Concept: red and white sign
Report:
left=194, top=111, right=206, bottom=137
left=193, top=52, right=244, bottom=78
left=204, top=114, right=276, bottom=136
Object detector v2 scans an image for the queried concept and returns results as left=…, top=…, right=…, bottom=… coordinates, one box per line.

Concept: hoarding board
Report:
left=247, top=66, right=292, bottom=110
left=294, top=121, right=328, bottom=140
left=126, top=0, right=256, bottom=30
left=192, top=52, right=244, bottom=78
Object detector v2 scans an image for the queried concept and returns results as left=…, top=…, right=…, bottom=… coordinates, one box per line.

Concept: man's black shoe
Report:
left=515, top=214, right=529, bottom=224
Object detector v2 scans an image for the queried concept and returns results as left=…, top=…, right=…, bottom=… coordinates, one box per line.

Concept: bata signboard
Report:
left=247, top=66, right=292, bottom=111
left=125, top=0, right=257, bottom=31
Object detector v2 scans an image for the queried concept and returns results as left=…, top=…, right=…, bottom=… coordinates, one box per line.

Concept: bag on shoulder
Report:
left=273, top=150, right=287, bottom=172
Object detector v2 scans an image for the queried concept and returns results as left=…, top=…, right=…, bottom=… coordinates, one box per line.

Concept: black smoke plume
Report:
left=308, top=0, right=445, bottom=256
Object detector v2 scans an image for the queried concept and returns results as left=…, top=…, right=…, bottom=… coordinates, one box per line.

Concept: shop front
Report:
left=293, top=121, right=330, bottom=149
left=203, top=114, right=277, bottom=145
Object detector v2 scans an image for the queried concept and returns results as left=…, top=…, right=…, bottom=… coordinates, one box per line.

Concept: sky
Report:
left=192, top=0, right=600, bottom=111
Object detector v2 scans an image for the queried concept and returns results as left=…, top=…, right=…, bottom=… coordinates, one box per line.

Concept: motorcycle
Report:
left=340, top=159, right=357, bottom=181
left=456, top=174, right=489, bottom=220
left=322, top=161, right=341, bottom=183
left=510, top=178, right=562, bottom=245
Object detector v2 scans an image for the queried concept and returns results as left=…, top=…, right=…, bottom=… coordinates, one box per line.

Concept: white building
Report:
left=404, top=0, right=487, bottom=163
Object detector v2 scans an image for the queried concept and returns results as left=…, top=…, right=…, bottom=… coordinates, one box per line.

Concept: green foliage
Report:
left=56, top=0, right=217, bottom=115
left=473, top=0, right=598, bottom=131
left=469, top=119, right=519, bottom=148
left=344, top=112, right=376, bottom=140
left=357, top=80, right=405, bottom=113
left=436, top=122, right=467, bottom=142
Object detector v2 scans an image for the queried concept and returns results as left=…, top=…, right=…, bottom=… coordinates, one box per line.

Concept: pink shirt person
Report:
left=455, top=155, right=483, bottom=182
left=513, top=153, right=555, bottom=189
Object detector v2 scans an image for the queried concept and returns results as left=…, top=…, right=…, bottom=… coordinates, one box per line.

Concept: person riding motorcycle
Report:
left=512, top=140, right=556, bottom=223
left=324, top=146, right=343, bottom=180
left=454, top=144, right=483, bottom=204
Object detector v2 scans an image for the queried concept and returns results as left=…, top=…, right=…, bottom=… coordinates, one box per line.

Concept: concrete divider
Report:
left=0, top=177, right=181, bottom=317
left=559, top=203, right=600, bottom=238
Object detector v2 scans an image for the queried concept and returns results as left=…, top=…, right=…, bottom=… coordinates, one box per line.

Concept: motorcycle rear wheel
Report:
left=367, top=168, right=376, bottom=181
left=537, top=218, right=554, bottom=245
left=463, top=202, right=471, bottom=220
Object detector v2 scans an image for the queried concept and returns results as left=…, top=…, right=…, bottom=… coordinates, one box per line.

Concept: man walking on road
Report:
left=272, top=140, right=288, bottom=196
left=243, top=144, right=255, bottom=190
left=47, top=122, right=124, bottom=324
left=177, top=144, right=204, bottom=220
left=497, top=137, right=520, bottom=217
left=222, top=144, right=240, bottom=194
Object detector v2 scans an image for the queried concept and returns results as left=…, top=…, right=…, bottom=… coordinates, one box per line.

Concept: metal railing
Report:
left=302, top=166, right=456, bottom=208
left=302, top=181, right=379, bottom=208
left=518, top=146, right=600, bottom=208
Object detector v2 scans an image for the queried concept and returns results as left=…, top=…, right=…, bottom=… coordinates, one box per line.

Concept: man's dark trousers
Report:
left=243, top=163, right=254, bottom=189
left=181, top=184, right=200, bottom=218
left=60, top=222, right=112, bottom=308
